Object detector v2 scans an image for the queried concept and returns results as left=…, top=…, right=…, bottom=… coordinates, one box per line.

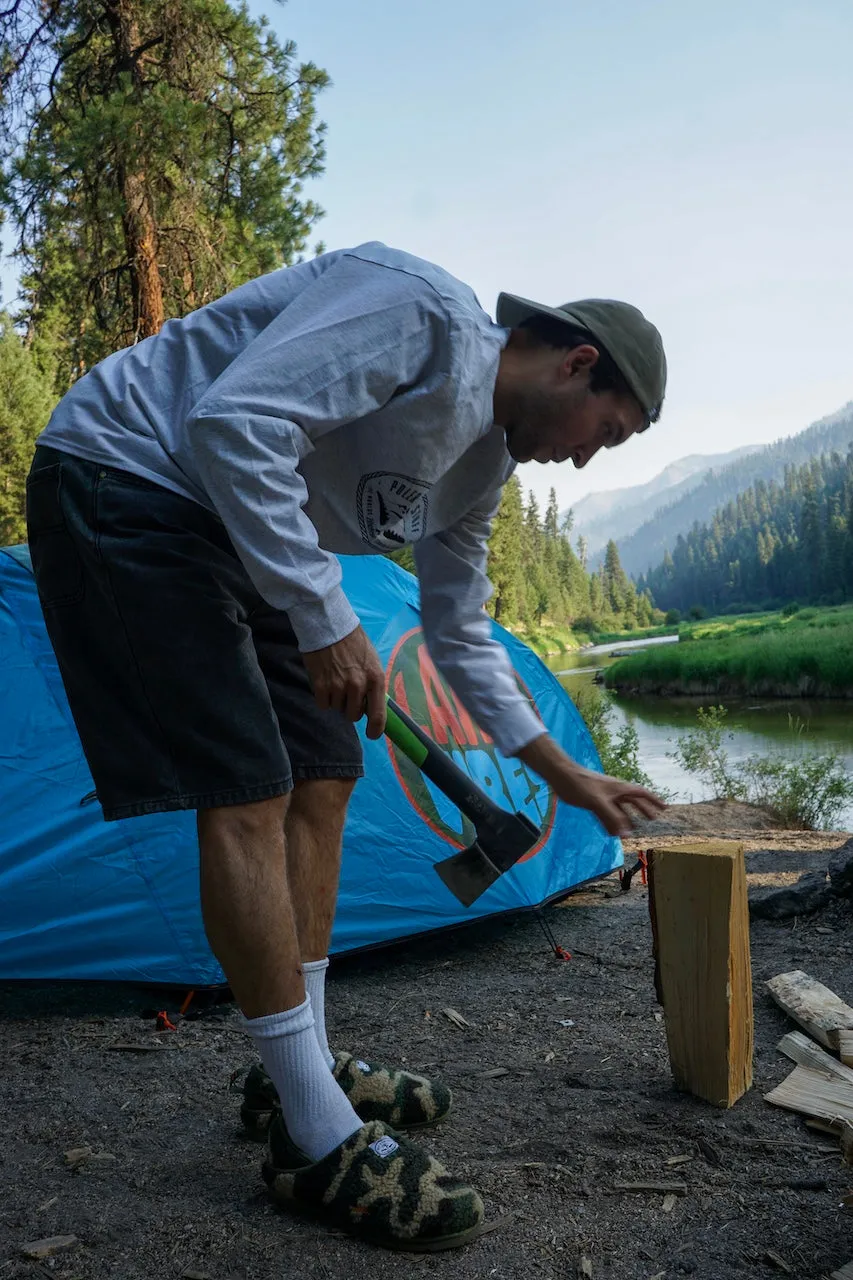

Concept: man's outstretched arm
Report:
left=414, top=506, right=666, bottom=836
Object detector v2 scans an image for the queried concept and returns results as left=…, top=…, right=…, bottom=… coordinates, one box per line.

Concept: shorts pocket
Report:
left=26, top=464, right=85, bottom=608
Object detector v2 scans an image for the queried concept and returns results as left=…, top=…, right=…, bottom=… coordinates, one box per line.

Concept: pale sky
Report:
left=3, top=0, right=852, bottom=511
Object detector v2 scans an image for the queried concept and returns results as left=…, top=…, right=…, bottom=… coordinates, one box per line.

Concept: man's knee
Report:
left=198, top=794, right=290, bottom=848
left=288, top=777, right=356, bottom=826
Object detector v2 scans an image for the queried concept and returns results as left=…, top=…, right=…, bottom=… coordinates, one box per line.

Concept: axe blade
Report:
left=433, top=841, right=505, bottom=907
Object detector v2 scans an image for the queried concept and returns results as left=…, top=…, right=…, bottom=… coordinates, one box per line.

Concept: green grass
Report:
left=511, top=623, right=590, bottom=656
left=603, top=604, right=853, bottom=697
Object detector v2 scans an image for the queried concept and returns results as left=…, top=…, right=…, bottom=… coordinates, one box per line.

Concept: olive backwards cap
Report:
left=496, top=293, right=667, bottom=422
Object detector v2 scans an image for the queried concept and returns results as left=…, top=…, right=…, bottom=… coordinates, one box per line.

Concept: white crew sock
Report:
left=303, top=957, right=336, bottom=1069
left=245, top=998, right=361, bottom=1162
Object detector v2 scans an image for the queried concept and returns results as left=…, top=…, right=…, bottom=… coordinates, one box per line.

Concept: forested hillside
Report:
left=616, top=404, right=853, bottom=577
left=639, top=448, right=853, bottom=613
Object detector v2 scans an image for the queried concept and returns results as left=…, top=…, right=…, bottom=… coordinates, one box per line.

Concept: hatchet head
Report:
left=434, top=808, right=541, bottom=907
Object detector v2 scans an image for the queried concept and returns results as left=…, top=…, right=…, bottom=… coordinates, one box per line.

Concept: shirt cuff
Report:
left=286, top=586, right=360, bottom=653
left=489, top=700, right=548, bottom=757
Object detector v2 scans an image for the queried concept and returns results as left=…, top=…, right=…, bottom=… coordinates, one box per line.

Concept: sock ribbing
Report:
left=245, top=998, right=361, bottom=1161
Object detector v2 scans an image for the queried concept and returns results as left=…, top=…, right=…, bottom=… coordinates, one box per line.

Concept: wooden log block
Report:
left=766, top=970, right=853, bottom=1050
left=777, top=1031, right=853, bottom=1085
left=764, top=1064, right=853, bottom=1126
left=648, top=841, right=752, bottom=1107
left=831, top=1263, right=853, bottom=1280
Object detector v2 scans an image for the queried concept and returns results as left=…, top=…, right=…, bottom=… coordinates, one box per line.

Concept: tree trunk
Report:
left=121, top=168, right=165, bottom=339
left=106, top=0, right=165, bottom=340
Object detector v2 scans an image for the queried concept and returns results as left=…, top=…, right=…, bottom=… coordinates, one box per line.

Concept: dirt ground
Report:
left=1, top=802, right=852, bottom=1280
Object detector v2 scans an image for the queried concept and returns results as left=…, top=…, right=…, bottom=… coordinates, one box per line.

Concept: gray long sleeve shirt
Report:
left=39, top=242, right=545, bottom=755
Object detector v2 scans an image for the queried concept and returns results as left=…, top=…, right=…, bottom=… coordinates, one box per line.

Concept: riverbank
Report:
left=1, top=800, right=851, bottom=1280
left=604, top=605, right=853, bottom=699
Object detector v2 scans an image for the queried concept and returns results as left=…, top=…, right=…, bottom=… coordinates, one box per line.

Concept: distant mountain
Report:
left=616, top=402, right=853, bottom=579
left=566, top=445, right=762, bottom=559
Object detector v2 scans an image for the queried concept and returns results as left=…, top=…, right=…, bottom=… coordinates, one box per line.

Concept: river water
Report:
left=546, top=635, right=853, bottom=829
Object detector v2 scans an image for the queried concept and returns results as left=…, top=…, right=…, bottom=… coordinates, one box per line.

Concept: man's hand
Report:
left=518, top=733, right=666, bottom=838
left=302, top=625, right=387, bottom=739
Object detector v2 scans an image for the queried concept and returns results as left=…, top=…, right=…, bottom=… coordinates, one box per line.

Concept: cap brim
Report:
left=496, top=292, right=587, bottom=331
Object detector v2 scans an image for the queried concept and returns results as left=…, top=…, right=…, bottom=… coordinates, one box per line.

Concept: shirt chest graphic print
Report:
left=357, top=471, right=431, bottom=549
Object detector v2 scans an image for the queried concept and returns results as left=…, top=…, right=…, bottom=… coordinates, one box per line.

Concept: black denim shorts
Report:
left=26, top=445, right=364, bottom=821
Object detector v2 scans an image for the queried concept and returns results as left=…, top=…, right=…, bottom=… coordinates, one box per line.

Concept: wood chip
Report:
left=477, top=1210, right=516, bottom=1237
left=441, top=1007, right=470, bottom=1029
left=697, top=1137, right=723, bottom=1167
left=478, top=1067, right=509, bottom=1078
left=578, top=1257, right=593, bottom=1277
left=63, top=1146, right=92, bottom=1167
left=105, top=1042, right=165, bottom=1053
left=665, top=1154, right=693, bottom=1167
left=765, top=1249, right=793, bottom=1273
left=613, top=1180, right=687, bottom=1195
left=37, top=1196, right=58, bottom=1213
left=662, top=1193, right=678, bottom=1212
left=20, top=1236, right=78, bottom=1260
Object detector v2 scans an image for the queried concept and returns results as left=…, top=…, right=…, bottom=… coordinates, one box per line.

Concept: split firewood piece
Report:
left=778, top=1031, right=853, bottom=1084
left=806, top=1117, right=843, bottom=1136
left=838, top=1029, right=853, bottom=1068
left=766, top=971, right=853, bottom=1051
left=840, top=1121, right=853, bottom=1166
left=764, top=1064, right=853, bottom=1126
left=831, top=1264, right=853, bottom=1280
left=648, top=842, right=752, bottom=1107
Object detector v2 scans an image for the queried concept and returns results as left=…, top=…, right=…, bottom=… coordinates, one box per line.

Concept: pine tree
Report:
left=486, top=476, right=525, bottom=623
left=0, top=316, right=57, bottom=542
left=1, top=0, right=329, bottom=384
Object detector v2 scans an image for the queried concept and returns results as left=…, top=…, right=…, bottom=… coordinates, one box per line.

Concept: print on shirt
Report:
left=357, top=472, right=431, bottom=549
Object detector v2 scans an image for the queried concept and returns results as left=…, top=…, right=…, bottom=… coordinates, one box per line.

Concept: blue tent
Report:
left=0, top=546, right=621, bottom=983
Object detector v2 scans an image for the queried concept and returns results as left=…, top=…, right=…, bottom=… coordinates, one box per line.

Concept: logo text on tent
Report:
left=385, top=628, right=556, bottom=857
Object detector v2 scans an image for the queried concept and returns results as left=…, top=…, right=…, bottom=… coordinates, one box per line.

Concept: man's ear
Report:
left=560, top=343, right=599, bottom=382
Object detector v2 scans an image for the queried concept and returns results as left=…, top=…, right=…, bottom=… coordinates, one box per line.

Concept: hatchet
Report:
left=384, top=696, right=541, bottom=907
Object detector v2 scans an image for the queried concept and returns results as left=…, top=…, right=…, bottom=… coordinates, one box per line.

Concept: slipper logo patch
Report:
left=369, top=1136, right=400, bottom=1158
left=357, top=472, right=430, bottom=549
left=385, top=628, right=557, bottom=862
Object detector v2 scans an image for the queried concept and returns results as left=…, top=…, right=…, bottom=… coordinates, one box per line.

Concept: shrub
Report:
left=688, top=605, right=707, bottom=620
left=668, top=705, right=745, bottom=800
left=781, top=601, right=800, bottom=617
left=572, top=686, right=659, bottom=792
left=664, top=609, right=681, bottom=625
left=738, top=753, right=853, bottom=830
left=670, top=705, right=853, bottom=829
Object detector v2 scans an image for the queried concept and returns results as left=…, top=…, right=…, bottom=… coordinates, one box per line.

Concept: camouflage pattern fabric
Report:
left=239, top=1052, right=452, bottom=1138
left=263, top=1115, right=484, bottom=1251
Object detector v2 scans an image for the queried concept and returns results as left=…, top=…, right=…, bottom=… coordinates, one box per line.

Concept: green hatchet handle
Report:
left=383, top=696, right=499, bottom=824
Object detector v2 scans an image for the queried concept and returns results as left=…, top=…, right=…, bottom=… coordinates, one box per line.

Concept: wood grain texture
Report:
left=764, top=1064, right=853, bottom=1125
left=649, top=841, right=753, bottom=1107
left=777, top=1030, right=853, bottom=1085
left=766, top=970, right=853, bottom=1050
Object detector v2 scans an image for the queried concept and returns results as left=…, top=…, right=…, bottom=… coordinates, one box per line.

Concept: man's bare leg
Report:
left=284, top=778, right=355, bottom=1066
left=285, top=778, right=354, bottom=959
left=197, top=795, right=361, bottom=1159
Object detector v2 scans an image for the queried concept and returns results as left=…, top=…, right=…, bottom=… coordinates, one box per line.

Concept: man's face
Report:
left=502, top=345, right=645, bottom=469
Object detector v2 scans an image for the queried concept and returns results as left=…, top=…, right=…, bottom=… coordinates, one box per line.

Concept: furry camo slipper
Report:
left=263, top=1115, right=483, bottom=1251
left=238, top=1053, right=452, bottom=1138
